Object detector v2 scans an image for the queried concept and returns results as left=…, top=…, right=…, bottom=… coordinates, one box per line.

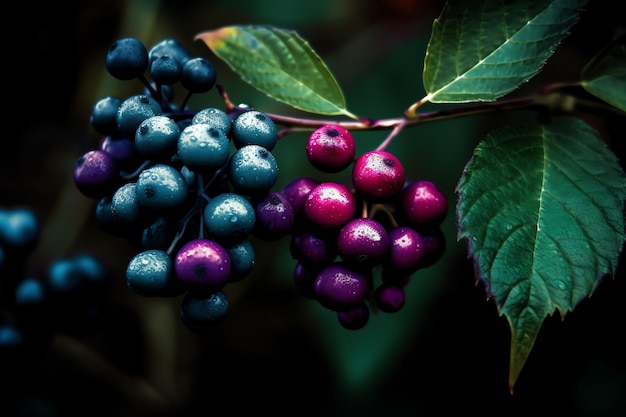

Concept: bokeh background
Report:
left=2, top=0, right=625, bottom=415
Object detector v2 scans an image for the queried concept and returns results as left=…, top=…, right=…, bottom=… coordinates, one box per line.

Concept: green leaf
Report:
left=456, top=116, right=626, bottom=392
left=423, top=0, right=587, bottom=103
left=581, top=34, right=626, bottom=112
left=196, top=25, right=356, bottom=118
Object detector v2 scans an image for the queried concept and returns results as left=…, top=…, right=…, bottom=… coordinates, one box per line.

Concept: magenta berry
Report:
left=337, top=218, right=389, bottom=268
left=174, top=238, right=231, bottom=289
left=384, top=226, right=425, bottom=274
left=352, top=150, right=405, bottom=201
left=400, top=180, right=448, bottom=226
left=314, top=263, right=368, bottom=311
left=304, top=182, right=356, bottom=229
left=306, top=124, right=356, bottom=173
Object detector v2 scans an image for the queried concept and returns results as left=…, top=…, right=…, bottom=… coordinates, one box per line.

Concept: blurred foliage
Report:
left=1, top=0, right=626, bottom=416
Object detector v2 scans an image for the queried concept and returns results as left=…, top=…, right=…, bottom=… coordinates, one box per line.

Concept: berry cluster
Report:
left=74, top=38, right=284, bottom=331
left=73, top=37, right=447, bottom=332
left=282, top=125, right=448, bottom=330
left=0, top=206, right=112, bottom=355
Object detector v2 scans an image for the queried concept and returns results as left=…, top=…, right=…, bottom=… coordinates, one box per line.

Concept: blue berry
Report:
left=148, top=38, right=191, bottom=66
left=177, top=123, right=230, bottom=173
left=224, top=239, right=256, bottom=282
left=90, top=96, right=123, bottom=136
left=135, top=164, right=189, bottom=211
left=149, top=54, right=183, bottom=85
left=232, top=110, right=278, bottom=150
left=203, top=193, right=256, bottom=244
left=126, top=249, right=177, bottom=296
left=228, top=144, right=279, bottom=196
left=105, top=37, right=149, bottom=80
left=181, top=57, right=217, bottom=93
left=179, top=290, right=229, bottom=331
left=192, top=107, right=232, bottom=136
left=0, top=207, right=40, bottom=251
left=135, top=115, right=181, bottom=161
left=116, top=94, right=163, bottom=138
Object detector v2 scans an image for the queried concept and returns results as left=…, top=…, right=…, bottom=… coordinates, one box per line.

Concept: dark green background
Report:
left=2, top=0, right=625, bottom=416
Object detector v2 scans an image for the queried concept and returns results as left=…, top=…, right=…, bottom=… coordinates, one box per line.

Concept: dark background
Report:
left=2, top=1, right=625, bottom=416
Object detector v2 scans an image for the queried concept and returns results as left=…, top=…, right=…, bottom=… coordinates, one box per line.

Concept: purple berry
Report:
left=352, top=150, right=405, bottom=201
left=290, top=230, right=337, bottom=268
left=73, top=149, right=119, bottom=199
left=252, top=191, right=295, bottom=240
left=306, top=125, right=356, bottom=173
left=375, top=284, right=405, bottom=313
left=336, top=301, right=370, bottom=330
left=304, top=182, right=356, bottom=229
left=281, top=177, right=320, bottom=216
left=174, top=238, right=231, bottom=290
left=385, top=226, right=425, bottom=274
left=337, top=218, right=389, bottom=268
left=99, top=136, right=142, bottom=172
left=400, top=180, right=448, bottom=226
left=314, top=263, right=368, bottom=311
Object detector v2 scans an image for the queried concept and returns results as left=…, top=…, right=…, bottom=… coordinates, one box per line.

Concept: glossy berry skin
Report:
left=110, top=183, right=142, bottom=225
left=306, top=124, right=356, bottom=173
left=352, top=150, right=405, bottom=201
left=400, top=180, right=448, bottom=226
left=384, top=226, right=425, bottom=274
left=336, top=301, right=370, bottom=330
left=314, top=263, right=368, bottom=311
left=224, top=239, right=256, bottom=282
left=90, top=96, right=122, bottom=136
left=179, top=290, right=229, bottom=331
left=203, top=192, right=256, bottom=244
left=177, top=123, right=230, bottom=173
left=135, top=164, right=188, bottom=211
left=304, top=182, right=356, bottom=229
left=116, top=94, right=163, bottom=138
left=192, top=107, right=232, bottom=136
left=181, top=57, right=217, bottom=93
left=148, top=38, right=191, bottom=66
left=252, top=191, right=294, bottom=241
left=135, top=115, right=180, bottom=161
left=232, top=110, right=278, bottom=151
left=105, top=37, right=149, bottom=80
left=73, top=149, right=119, bottom=199
left=174, top=238, right=231, bottom=290
left=149, top=55, right=182, bottom=85
left=280, top=177, right=320, bottom=216
left=375, top=284, right=405, bottom=313
left=228, top=144, right=279, bottom=196
left=126, top=249, right=175, bottom=296
left=337, top=218, right=390, bottom=268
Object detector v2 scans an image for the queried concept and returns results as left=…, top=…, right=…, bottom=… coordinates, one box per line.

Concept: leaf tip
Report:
left=195, top=26, right=240, bottom=50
